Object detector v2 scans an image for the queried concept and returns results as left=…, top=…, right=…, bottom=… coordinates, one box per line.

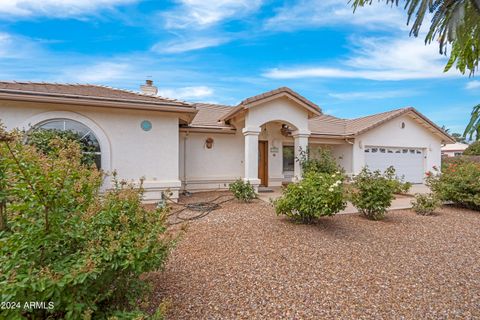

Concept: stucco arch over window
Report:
left=21, top=111, right=112, bottom=172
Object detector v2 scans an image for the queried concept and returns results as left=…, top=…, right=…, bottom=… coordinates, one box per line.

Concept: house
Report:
left=0, top=81, right=455, bottom=201
left=441, top=142, right=470, bottom=157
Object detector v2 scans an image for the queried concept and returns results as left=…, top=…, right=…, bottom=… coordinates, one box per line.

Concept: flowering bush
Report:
left=229, top=178, right=256, bottom=202
left=0, top=127, right=172, bottom=319
left=274, top=171, right=346, bottom=223
left=411, top=193, right=442, bottom=215
left=427, top=159, right=480, bottom=210
left=350, top=167, right=396, bottom=220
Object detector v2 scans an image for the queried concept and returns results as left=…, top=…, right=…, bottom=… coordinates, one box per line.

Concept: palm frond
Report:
left=463, top=104, right=480, bottom=140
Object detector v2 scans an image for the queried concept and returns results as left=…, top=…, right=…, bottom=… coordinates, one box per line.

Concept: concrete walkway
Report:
left=257, top=186, right=422, bottom=214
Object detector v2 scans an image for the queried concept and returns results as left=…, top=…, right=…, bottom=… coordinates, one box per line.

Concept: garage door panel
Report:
left=364, top=147, right=424, bottom=183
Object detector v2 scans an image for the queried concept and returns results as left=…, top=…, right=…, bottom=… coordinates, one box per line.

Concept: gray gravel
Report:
left=146, top=192, right=480, bottom=319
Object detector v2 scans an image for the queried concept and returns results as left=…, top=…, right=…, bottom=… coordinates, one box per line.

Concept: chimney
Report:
left=140, top=79, right=158, bottom=96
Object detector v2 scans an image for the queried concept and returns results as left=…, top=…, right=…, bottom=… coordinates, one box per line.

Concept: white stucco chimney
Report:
left=140, top=79, right=158, bottom=96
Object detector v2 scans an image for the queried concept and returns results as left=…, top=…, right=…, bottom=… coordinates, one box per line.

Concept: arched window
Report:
left=35, top=119, right=101, bottom=169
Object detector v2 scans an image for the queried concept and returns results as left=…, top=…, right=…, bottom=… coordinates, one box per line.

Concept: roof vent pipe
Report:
left=140, top=79, right=158, bottom=96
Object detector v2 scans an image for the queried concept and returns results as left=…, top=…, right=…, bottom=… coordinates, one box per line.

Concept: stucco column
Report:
left=292, top=130, right=311, bottom=181
left=242, top=127, right=261, bottom=187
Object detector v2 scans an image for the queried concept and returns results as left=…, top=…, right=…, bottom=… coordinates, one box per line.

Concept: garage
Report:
left=364, top=146, right=425, bottom=183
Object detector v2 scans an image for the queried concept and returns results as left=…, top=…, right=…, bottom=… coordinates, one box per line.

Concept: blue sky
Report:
left=0, top=0, right=478, bottom=133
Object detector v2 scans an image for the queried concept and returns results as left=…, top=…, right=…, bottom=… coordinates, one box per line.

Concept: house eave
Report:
left=180, top=126, right=237, bottom=134
left=0, top=91, right=197, bottom=114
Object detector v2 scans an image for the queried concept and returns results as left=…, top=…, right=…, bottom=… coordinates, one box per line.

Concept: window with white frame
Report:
left=283, top=145, right=295, bottom=172
left=34, top=119, right=102, bottom=169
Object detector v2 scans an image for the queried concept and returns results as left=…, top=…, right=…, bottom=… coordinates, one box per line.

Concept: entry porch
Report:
left=243, top=121, right=354, bottom=188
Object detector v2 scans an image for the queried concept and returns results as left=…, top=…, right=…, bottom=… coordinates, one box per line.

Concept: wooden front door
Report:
left=258, top=141, right=268, bottom=187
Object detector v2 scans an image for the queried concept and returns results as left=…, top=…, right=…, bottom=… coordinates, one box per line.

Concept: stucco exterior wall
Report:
left=309, top=143, right=354, bottom=174
left=0, top=100, right=181, bottom=201
left=245, top=97, right=310, bottom=132
left=179, top=130, right=244, bottom=191
left=354, top=114, right=443, bottom=177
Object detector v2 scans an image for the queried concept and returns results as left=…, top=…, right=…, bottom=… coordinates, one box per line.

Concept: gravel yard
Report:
left=147, top=192, right=480, bottom=319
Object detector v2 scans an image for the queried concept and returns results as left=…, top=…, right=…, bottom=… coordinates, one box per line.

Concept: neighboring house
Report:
left=0, top=81, right=455, bottom=201
left=441, top=142, right=470, bottom=157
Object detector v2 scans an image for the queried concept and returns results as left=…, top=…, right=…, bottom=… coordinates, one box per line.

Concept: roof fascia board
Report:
left=0, top=92, right=197, bottom=114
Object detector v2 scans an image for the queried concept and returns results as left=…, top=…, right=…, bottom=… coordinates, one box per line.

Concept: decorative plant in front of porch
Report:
left=229, top=178, right=257, bottom=202
left=274, top=171, right=347, bottom=223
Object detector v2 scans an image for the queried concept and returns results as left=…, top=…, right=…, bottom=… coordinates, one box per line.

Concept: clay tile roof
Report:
left=0, top=81, right=194, bottom=110
left=190, top=103, right=234, bottom=128
left=308, top=114, right=347, bottom=136
left=345, top=108, right=409, bottom=135
left=221, top=87, right=322, bottom=121
left=239, top=87, right=321, bottom=112
left=307, top=107, right=454, bottom=143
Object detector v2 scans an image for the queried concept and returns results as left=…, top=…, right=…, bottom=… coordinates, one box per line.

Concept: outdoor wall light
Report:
left=205, top=137, right=214, bottom=149
left=401, top=122, right=406, bottom=129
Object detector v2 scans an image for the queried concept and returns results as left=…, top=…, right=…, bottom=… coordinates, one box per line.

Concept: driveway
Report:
left=147, top=192, right=480, bottom=319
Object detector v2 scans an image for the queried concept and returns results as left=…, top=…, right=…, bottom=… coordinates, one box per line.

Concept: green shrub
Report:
left=427, top=160, right=480, bottom=210
left=411, top=193, right=442, bottom=215
left=297, top=147, right=341, bottom=174
left=229, top=178, right=256, bottom=202
left=274, top=171, right=347, bottom=223
left=350, top=167, right=396, bottom=220
left=463, top=140, right=480, bottom=156
left=0, top=127, right=172, bottom=319
left=384, top=166, right=412, bottom=194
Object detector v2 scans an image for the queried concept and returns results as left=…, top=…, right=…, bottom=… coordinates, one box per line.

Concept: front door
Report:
left=258, top=141, right=268, bottom=186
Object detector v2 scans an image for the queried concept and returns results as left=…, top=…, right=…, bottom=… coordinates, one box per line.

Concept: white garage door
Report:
left=364, top=147, right=425, bottom=183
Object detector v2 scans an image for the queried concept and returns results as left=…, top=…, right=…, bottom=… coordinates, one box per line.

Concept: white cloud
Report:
left=0, top=32, right=44, bottom=59
left=162, top=0, right=263, bottom=29
left=264, top=36, right=456, bottom=81
left=466, top=81, right=480, bottom=90
left=0, top=0, right=137, bottom=18
left=264, top=0, right=408, bottom=31
left=157, top=86, right=214, bottom=100
left=152, top=37, right=229, bottom=54
left=329, top=90, right=415, bottom=100
left=65, top=62, right=131, bottom=83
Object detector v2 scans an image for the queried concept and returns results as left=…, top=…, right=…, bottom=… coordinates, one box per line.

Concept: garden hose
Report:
left=163, top=194, right=234, bottom=225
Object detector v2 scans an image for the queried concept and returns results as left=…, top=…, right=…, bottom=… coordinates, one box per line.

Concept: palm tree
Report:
left=351, top=0, right=480, bottom=75
left=464, top=104, right=480, bottom=141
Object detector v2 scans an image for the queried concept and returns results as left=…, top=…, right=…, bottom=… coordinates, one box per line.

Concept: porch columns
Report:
left=243, top=127, right=261, bottom=187
left=292, top=130, right=311, bottom=181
